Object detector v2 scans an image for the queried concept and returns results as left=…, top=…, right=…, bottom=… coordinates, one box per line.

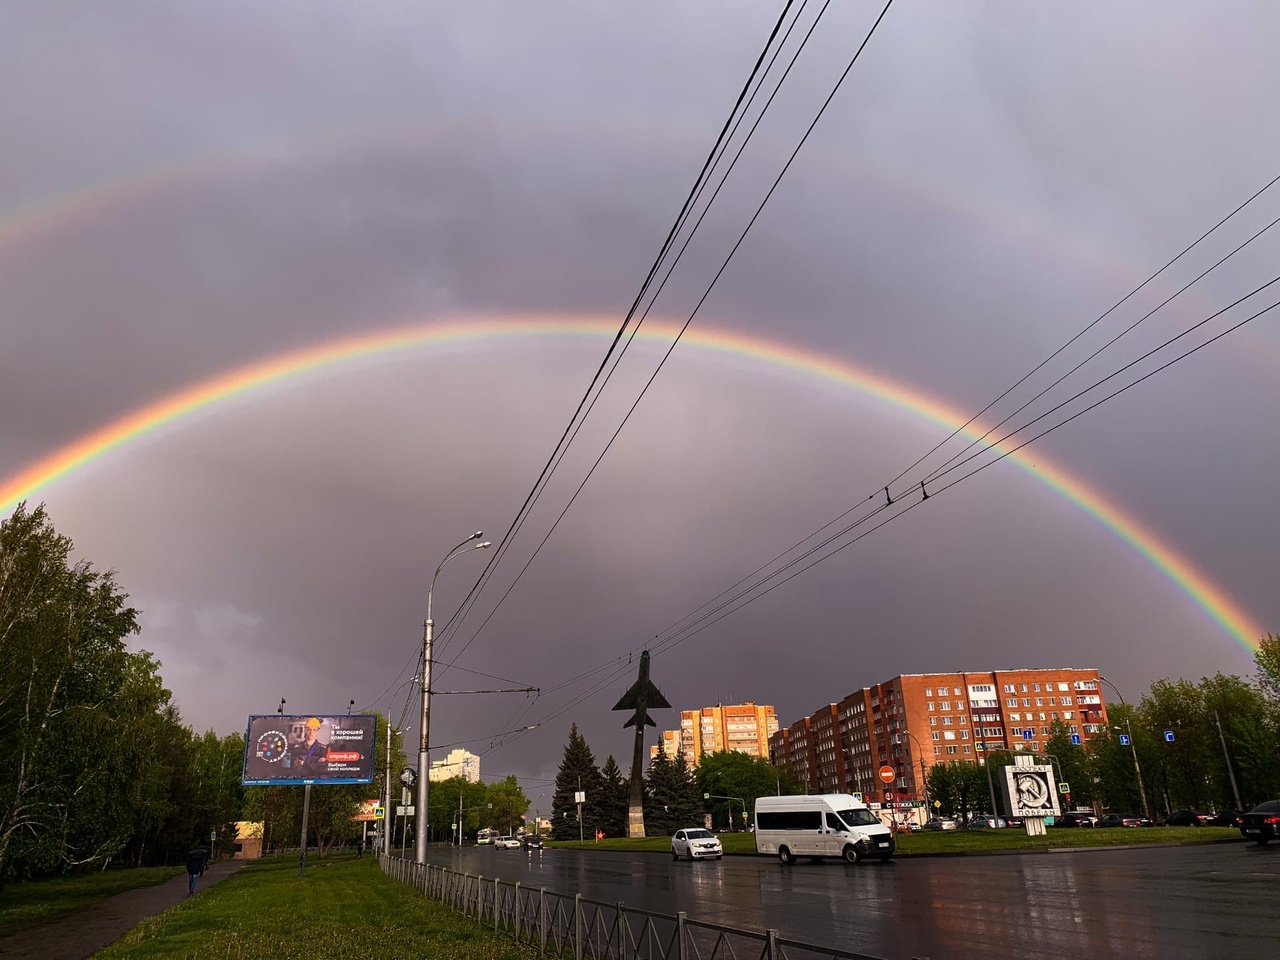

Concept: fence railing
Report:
left=381, top=855, right=900, bottom=960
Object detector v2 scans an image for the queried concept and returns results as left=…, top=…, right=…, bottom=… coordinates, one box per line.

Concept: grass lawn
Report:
left=0, top=866, right=183, bottom=934
left=548, top=825, right=1241, bottom=856
left=92, top=854, right=530, bottom=960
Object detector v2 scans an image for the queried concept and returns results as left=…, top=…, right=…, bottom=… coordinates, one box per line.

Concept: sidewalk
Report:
left=0, top=860, right=245, bottom=960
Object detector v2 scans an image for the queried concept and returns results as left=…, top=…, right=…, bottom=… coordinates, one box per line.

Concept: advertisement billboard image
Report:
left=242, top=714, right=377, bottom=786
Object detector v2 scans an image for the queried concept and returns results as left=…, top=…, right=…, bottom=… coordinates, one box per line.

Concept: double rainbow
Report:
left=0, top=316, right=1264, bottom=656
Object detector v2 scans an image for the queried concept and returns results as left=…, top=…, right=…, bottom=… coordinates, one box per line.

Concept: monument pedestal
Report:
left=628, top=805, right=646, bottom=838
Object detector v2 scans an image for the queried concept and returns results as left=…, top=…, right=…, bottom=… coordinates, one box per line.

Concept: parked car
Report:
left=494, top=836, right=522, bottom=849
left=923, top=817, right=958, bottom=831
left=671, top=828, right=723, bottom=860
left=522, top=835, right=543, bottom=850
left=1213, top=810, right=1244, bottom=828
left=1166, top=809, right=1216, bottom=827
left=968, top=816, right=1006, bottom=829
left=1239, top=800, right=1280, bottom=844
left=1004, top=816, right=1025, bottom=828
left=1097, top=814, right=1150, bottom=828
left=1051, top=812, right=1096, bottom=828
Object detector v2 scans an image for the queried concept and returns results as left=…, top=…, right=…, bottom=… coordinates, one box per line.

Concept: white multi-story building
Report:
left=429, top=748, right=480, bottom=782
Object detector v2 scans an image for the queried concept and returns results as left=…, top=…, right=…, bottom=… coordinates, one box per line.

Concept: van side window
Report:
left=826, top=812, right=844, bottom=832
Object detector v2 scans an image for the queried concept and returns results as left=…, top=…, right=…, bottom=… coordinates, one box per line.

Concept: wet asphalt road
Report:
left=422, top=841, right=1279, bottom=960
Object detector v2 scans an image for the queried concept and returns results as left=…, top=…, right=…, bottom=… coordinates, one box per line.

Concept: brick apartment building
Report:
left=655, top=702, right=780, bottom=765
left=769, top=668, right=1108, bottom=805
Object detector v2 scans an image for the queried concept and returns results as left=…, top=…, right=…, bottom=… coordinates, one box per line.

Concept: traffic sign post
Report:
left=1070, top=734, right=1082, bottom=746
left=1118, top=734, right=1131, bottom=746
left=1022, top=729, right=1033, bottom=741
left=1164, top=730, right=1176, bottom=743
left=878, top=765, right=896, bottom=784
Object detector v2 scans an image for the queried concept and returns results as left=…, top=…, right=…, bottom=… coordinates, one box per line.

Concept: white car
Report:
left=671, top=828, right=723, bottom=860
left=494, top=836, right=522, bottom=849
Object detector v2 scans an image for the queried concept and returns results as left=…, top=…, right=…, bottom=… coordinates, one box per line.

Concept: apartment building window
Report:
left=925, top=688, right=933, bottom=697
left=934, top=746, right=942, bottom=755
left=964, top=745, right=972, bottom=754
left=940, top=701, right=951, bottom=711
left=927, top=702, right=935, bottom=711
left=1003, top=684, right=1016, bottom=693
left=957, top=714, right=966, bottom=724
left=960, top=730, right=970, bottom=739
left=1006, top=698, right=1018, bottom=707
left=1035, top=698, right=1043, bottom=707
left=1039, top=712, right=1047, bottom=721
left=1058, top=682, right=1070, bottom=691
left=1064, top=711, right=1075, bottom=720
left=1051, top=712, right=1060, bottom=721
left=1069, top=725, right=1079, bottom=734
left=944, top=731, right=956, bottom=741
left=942, top=717, right=954, bottom=726
left=1020, top=684, right=1028, bottom=692
left=946, top=745, right=957, bottom=755
left=1046, top=697, right=1056, bottom=706
left=1074, top=680, right=1098, bottom=691
left=931, top=731, right=939, bottom=741
left=1022, top=698, right=1031, bottom=707
left=929, top=717, right=937, bottom=726
left=1010, top=713, right=1021, bottom=722
left=1064, top=696, right=1075, bottom=705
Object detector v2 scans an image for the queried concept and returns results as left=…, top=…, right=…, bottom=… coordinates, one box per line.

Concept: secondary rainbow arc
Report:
left=0, top=315, right=1263, bottom=655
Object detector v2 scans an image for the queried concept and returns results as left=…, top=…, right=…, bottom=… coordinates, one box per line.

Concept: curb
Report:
left=548, top=835, right=1247, bottom=860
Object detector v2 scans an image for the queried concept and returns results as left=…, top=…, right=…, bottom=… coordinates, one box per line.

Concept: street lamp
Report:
left=1098, top=675, right=1152, bottom=822
left=902, top=731, right=932, bottom=819
left=416, top=531, right=491, bottom=865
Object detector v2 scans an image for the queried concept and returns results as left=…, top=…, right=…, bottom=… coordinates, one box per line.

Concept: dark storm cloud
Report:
left=2, top=0, right=1278, bottom=784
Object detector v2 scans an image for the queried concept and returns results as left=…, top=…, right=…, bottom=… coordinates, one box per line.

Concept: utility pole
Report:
left=1214, top=711, right=1244, bottom=811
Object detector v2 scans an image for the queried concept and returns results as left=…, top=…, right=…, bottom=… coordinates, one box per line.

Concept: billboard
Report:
left=353, top=799, right=385, bottom=822
left=1000, top=763, right=1062, bottom=818
left=242, top=714, right=377, bottom=786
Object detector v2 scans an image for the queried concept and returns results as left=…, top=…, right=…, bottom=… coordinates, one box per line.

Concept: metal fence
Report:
left=381, top=855, right=901, bottom=960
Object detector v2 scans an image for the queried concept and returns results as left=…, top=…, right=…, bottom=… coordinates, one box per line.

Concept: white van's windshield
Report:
left=836, top=808, right=881, bottom=828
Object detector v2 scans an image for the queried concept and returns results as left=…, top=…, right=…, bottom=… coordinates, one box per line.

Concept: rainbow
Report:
left=0, top=316, right=1265, bottom=655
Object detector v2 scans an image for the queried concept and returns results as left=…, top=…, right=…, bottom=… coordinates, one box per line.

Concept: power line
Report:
left=884, top=169, right=1280, bottom=491
left=437, top=0, right=895, bottom=674
left=429, top=0, right=804, bottom=663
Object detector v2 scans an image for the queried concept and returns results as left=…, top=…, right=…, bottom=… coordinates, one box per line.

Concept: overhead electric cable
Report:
left=436, top=0, right=895, bottom=674
left=429, top=0, right=803, bottom=659
left=884, top=169, right=1280, bottom=491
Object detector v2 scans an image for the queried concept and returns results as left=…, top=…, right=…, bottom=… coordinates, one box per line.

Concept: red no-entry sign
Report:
left=878, top=765, right=896, bottom=784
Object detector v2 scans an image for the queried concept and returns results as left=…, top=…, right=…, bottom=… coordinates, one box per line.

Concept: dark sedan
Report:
left=1166, top=809, right=1216, bottom=827
left=1051, top=812, right=1095, bottom=828
left=1098, top=813, right=1150, bottom=828
left=1239, top=800, right=1280, bottom=844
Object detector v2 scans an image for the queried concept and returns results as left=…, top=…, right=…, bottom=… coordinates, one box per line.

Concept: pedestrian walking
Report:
left=356, top=839, right=364, bottom=858
left=187, top=846, right=208, bottom=895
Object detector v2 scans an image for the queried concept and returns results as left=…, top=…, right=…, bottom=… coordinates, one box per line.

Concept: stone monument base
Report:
left=627, top=805, right=646, bottom=838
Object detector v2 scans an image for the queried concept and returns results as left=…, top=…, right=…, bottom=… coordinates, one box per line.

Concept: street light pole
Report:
left=1099, top=675, right=1152, bottom=822
left=415, top=532, right=491, bottom=865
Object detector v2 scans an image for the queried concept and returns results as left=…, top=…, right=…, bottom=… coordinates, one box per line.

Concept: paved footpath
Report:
left=0, top=860, right=245, bottom=960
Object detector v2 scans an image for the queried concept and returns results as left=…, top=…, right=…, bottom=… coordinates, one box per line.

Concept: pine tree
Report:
left=670, top=752, right=706, bottom=829
left=550, top=723, right=604, bottom=841
left=644, top=744, right=680, bottom=836
left=599, top=755, right=630, bottom=838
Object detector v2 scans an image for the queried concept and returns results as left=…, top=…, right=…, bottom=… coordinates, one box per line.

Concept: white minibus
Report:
left=754, top=794, right=894, bottom=864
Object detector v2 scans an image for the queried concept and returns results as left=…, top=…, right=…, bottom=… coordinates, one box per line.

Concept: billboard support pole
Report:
left=298, top=783, right=312, bottom=877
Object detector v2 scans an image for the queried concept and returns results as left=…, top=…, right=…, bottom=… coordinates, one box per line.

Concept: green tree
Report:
left=1044, top=720, right=1094, bottom=811
left=925, top=761, right=989, bottom=821
left=598, top=756, right=629, bottom=838
left=550, top=724, right=604, bottom=841
left=483, top=776, right=529, bottom=835
left=695, top=751, right=799, bottom=830
left=643, top=746, right=680, bottom=836
left=1254, top=633, right=1280, bottom=702
left=0, top=504, right=147, bottom=881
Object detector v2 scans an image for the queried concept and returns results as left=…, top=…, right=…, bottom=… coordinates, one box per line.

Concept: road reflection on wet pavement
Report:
left=423, top=842, right=1278, bottom=959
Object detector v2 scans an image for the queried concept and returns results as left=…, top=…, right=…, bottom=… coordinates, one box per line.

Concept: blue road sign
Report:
left=1070, top=734, right=1082, bottom=746
left=1164, top=730, right=1175, bottom=742
left=1119, top=734, right=1131, bottom=746
left=1022, top=729, right=1034, bottom=740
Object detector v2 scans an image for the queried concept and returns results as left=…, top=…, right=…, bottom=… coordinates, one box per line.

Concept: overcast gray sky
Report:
left=3, top=1, right=1278, bottom=787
